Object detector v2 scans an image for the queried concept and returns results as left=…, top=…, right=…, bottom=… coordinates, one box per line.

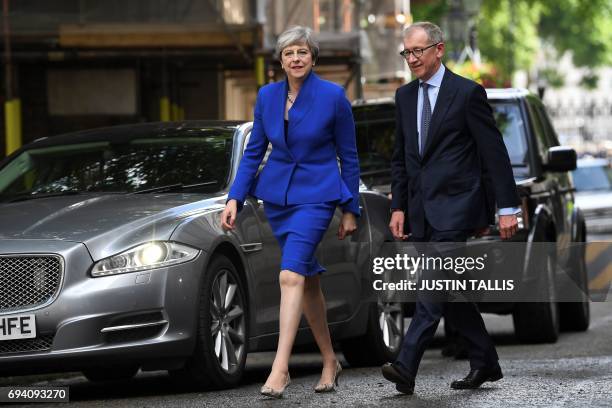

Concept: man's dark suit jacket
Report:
left=390, top=67, right=520, bottom=238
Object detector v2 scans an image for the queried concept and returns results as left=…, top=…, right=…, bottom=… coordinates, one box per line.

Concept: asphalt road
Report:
left=3, top=298, right=612, bottom=408
left=3, top=234, right=610, bottom=407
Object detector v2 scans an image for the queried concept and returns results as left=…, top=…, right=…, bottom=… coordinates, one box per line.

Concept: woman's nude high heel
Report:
left=260, top=373, right=291, bottom=398
left=314, top=361, right=342, bottom=393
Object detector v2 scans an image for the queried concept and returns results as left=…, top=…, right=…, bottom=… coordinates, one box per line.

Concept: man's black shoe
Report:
left=381, top=363, right=415, bottom=395
left=450, top=366, right=503, bottom=389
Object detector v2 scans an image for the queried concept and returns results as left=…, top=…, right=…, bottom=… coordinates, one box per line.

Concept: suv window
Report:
left=525, top=96, right=554, bottom=165
left=354, top=103, right=395, bottom=192
left=534, top=101, right=560, bottom=147
left=489, top=101, right=529, bottom=166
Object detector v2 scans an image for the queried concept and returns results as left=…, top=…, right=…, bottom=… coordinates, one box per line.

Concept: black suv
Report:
left=352, top=88, right=589, bottom=343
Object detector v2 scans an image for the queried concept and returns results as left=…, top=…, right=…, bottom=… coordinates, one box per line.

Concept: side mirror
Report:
left=545, top=146, right=576, bottom=172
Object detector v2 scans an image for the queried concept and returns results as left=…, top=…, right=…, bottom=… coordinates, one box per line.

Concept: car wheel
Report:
left=82, top=365, right=139, bottom=382
left=341, top=300, right=404, bottom=367
left=171, top=254, right=248, bottom=389
left=560, top=237, right=590, bottom=332
left=513, top=249, right=560, bottom=343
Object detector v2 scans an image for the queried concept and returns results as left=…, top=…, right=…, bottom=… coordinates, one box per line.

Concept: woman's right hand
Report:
left=221, top=199, right=238, bottom=231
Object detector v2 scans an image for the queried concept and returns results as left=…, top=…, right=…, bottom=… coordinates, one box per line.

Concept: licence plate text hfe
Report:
left=0, top=314, right=36, bottom=340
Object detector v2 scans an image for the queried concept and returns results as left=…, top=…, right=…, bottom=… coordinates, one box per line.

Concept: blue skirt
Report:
left=264, top=201, right=337, bottom=276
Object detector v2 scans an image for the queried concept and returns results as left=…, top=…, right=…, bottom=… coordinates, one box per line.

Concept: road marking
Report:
left=590, top=264, right=612, bottom=291
left=586, top=242, right=610, bottom=263
left=587, top=242, right=612, bottom=291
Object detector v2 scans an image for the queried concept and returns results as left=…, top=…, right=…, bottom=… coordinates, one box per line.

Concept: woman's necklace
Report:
left=287, top=91, right=296, bottom=104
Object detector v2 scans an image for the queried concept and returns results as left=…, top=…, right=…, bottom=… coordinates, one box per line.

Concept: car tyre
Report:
left=560, top=234, right=590, bottom=332
left=513, top=249, right=559, bottom=343
left=341, top=300, right=404, bottom=367
left=170, top=254, right=248, bottom=389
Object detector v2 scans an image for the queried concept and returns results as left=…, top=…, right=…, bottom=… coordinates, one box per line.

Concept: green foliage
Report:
left=538, top=0, right=612, bottom=68
left=409, top=0, right=612, bottom=81
left=580, top=72, right=599, bottom=90
left=539, top=68, right=565, bottom=88
left=411, top=0, right=449, bottom=22
left=478, top=0, right=541, bottom=81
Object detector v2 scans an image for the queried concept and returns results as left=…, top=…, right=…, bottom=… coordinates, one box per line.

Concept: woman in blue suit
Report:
left=221, top=26, right=360, bottom=398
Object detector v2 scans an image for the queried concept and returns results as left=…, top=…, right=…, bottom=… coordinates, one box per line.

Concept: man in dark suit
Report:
left=381, top=22, right=521, bottom=394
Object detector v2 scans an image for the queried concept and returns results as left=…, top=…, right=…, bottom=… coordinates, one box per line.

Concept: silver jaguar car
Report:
left=0, top=121, right=401, bottom=388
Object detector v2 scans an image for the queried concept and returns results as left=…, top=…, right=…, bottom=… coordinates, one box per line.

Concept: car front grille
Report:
left=0, top=255, right=63, bottom=313
left=0, top=334, right=54, bottom=355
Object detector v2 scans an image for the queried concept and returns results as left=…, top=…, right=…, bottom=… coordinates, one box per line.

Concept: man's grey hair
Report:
left=275, top=26, right=319, bottom=61
left=403, top=21, right=445, bottom=44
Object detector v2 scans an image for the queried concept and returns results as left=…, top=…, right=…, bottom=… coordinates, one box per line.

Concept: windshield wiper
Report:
left=5, top=190, right=82, bottom=203
left=132, top=181, right=218, bottom=194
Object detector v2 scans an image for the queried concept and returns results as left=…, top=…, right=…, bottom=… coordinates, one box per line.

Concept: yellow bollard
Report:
left=159, top=97, right=171, bottom=122
left=5, top=98, right=22, bottom=156
left=171, top=102, right=180, bottom=121
left=255, top=55, right=265, bottom=88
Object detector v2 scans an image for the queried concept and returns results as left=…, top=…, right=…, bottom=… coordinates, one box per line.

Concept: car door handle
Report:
left=240, top=243, right=263, bottom=253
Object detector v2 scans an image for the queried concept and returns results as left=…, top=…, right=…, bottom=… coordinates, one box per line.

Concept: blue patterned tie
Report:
left=420, top=82, right=431, bottom=157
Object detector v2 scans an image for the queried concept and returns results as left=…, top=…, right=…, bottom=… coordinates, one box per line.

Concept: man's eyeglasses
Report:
left=399, top=42, right=440, bottom=59
left=282, top=49, right=311, bottom=59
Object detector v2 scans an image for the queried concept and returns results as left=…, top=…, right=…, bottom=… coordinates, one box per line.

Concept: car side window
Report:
left=354, top=104, right=394, bottom=193
left=534, top=99, right=572, bottom=185
left=242, top=129, right=272, bottom=175
left=490, top=102, right=529, bottom=166
left=526, top=98, right=550, bottom=165
left=534, top=101, right=560, bottom=147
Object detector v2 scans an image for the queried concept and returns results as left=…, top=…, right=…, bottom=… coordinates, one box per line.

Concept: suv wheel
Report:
left=560, top=237, right=590, bottom=331
left=171, top=254, right=248, bottom=389
left=342, top=300, right=404, bottom=367
left=513, top=249, right=559, bottom=343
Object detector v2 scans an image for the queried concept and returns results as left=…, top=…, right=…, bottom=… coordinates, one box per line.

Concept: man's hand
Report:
left=338, top=212, right=357, bottom=240
left=221, top=199, right=238, bottom=231
left=389, top=210, right=408, bottom=240
left=499, top=214, right=519, bottom=240
left=474, top=226, right=491, bottom=238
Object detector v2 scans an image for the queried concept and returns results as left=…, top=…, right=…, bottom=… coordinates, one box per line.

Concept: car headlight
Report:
left=91, top=241, right=200, bottom=277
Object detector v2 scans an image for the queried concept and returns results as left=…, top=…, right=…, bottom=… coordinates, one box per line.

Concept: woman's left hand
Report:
left=338, top=212, right=357, bottom=240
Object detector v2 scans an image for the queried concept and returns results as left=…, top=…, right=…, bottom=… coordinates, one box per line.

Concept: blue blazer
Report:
left=228, top=72, right=360, bottom=215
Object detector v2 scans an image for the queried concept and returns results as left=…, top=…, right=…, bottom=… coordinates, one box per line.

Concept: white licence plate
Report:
left=0, top=314, right=37, bottom=340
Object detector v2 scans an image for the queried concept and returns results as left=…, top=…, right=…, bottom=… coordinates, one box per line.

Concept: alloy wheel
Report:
left=210, top=269, right=246, bottom=374
left=378, top=301, right=403, bottom=352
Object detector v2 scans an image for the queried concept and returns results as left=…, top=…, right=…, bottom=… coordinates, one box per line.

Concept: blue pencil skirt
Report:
left=263, top=201, right=337, bottom=276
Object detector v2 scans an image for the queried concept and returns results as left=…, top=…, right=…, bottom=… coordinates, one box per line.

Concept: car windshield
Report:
left=489, top=102, right=529, bottom=167
left=0, top=130, right=234, bottom=201
left=572, top=164, right=612, bottom=192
